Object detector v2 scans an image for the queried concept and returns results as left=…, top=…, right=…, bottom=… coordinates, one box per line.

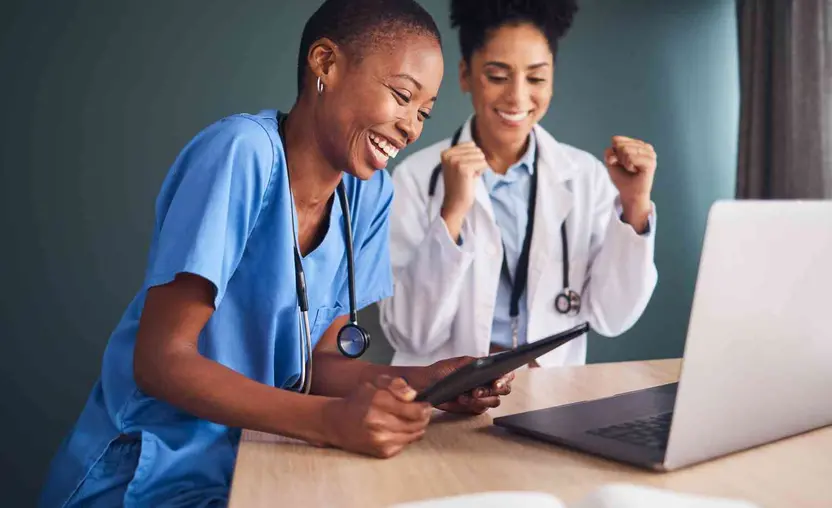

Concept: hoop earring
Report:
left=316, top=76, right=324, bottom=95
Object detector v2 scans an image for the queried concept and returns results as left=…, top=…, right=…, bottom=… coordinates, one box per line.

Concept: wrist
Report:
left=620, top=195, right=652, bottom=233
left=440, top=206, right=465, bottom=241
left=270, top=393, right=335, bottom=447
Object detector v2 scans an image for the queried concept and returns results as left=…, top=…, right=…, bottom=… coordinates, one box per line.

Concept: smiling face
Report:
left=459, top=22, right=554, bottom=150
left=311, top=33, right=444, bottom=180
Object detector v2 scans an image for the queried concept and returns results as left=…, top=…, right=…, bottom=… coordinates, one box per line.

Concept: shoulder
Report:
left=194, top=111, right=278, bottom=166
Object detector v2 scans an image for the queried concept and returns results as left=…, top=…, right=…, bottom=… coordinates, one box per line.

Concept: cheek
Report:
left=472, top=80, right=502, bottom=110
left=531, top=88, right=552, bottom=114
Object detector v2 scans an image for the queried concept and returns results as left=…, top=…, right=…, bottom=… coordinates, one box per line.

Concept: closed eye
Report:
left=392, top=89, right=411, bottom=104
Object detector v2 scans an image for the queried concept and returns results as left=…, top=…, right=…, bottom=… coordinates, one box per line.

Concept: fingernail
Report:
left=495, top=381, right=504, bottom=390
left=474, top=388, right=485, bottom=398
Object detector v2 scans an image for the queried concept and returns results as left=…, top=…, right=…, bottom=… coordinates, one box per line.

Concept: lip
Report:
left=366, top=135, right=390, bottom=170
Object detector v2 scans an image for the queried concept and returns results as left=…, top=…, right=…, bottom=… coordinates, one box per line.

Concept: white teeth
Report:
left=369, top=133, right=398, bottom=159
left=497, top=110, right=530, bottom=122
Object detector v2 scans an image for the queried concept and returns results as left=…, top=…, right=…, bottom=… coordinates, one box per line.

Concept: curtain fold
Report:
left=736, top=0, right=832, bottom=199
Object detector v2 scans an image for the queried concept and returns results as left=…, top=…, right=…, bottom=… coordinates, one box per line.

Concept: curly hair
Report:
left=450, top=0, right=578, bottom=63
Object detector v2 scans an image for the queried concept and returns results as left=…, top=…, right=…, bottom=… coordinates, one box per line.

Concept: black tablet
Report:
left=414, top=322, right=590, bottom=406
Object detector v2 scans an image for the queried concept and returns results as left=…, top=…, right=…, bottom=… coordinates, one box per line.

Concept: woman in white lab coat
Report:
left=379, top=0, right=659, bottom=368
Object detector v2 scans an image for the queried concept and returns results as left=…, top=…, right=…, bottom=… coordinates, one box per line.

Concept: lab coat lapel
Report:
left=527, top=126, right=578, bottom=314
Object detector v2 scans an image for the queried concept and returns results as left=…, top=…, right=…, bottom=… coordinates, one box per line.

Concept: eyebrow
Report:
left=484, top=61, right=550, bottom=71
left=391, top=73, right=438, bottom=101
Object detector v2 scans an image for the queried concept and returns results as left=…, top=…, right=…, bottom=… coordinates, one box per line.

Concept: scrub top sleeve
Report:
left=146, top=116, right=274, bottom=308
left=354, top=170, right=394, bottom=310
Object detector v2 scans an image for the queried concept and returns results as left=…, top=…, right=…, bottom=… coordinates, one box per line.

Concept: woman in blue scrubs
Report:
left=39, top=1, right=513, bottom=506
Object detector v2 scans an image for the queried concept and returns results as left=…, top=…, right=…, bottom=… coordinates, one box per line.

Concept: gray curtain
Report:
left=736, top=0, right=832, bottom=199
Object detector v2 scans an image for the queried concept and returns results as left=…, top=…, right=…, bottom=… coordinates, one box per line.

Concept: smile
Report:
left=496, top=109, right=531, bottom=122
left=369, top=132, right=400, bottom=159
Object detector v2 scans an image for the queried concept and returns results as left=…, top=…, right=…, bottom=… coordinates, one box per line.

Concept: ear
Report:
left=458, top=59, right=471, bottom=94
left=307, top=37, right=340, bottom=91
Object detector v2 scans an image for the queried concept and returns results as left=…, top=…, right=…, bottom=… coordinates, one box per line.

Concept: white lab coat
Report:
left=378, top=117, right=658, bottom=367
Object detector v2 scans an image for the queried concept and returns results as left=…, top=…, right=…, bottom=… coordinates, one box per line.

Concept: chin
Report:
left=345, top=162, right=378, bottom=181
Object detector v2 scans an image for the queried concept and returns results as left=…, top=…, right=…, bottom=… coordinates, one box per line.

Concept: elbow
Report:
left=133, top=341, right=191, bottom=399
left=133, top=346, right=167, bottom=398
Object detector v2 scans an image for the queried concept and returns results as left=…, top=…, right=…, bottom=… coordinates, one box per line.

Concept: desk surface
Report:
left=229, top=359, right=832, bottom=507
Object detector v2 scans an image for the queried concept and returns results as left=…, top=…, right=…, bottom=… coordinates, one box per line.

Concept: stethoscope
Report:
left=427, top=125, right=582, bottom=347
left=278, top=113, right=370, bottom=394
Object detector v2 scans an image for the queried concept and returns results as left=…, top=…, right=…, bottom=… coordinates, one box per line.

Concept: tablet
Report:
left=415, top=322, right=590, bottom=406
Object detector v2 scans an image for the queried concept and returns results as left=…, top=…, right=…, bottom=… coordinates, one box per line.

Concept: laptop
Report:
left=493, top=200, right=832, bottom=471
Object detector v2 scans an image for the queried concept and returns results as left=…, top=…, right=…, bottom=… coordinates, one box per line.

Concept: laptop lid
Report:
left=665, top=200, right=832, bottom=469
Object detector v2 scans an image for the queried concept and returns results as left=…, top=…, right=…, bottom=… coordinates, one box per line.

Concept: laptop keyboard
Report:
left=586, top=412, right=673, bottom=450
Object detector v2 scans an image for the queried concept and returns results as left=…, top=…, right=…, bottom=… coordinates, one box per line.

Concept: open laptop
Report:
left=493, top=200, right=832, bottom=471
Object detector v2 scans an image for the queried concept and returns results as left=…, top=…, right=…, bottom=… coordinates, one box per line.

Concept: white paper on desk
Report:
left=389, top=491, right=565, bottom=508
left=388, top=484, right=760, bottom=508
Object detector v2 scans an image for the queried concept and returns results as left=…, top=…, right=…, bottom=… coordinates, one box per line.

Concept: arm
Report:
left=581, top=138, right=659, bottom=336
left=378, top=159, right=476, bottom=357
left=134, top=118, right=429, bottom=458
left=134, top=273, right=332, bottom=445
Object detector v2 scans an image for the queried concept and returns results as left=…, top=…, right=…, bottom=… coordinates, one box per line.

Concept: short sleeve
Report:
left=353, top=170, right=394, bottom=310
left=146, top=116, right=275, bottom=308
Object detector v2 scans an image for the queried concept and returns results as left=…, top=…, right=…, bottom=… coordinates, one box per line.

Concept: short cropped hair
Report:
left=297, top=0, right=442, bottom=94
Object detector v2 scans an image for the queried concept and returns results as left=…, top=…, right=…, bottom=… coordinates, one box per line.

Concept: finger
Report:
left=611, top=153, right=656, bottom=174
left=373, top=389, right=432, bottom=422
left=492, top=374, right=514, bottom=395
left=373, top=429, right=427, bottom=458
left=452, top=154, right=488, bottom=167
left=447, top=145, right=485, bottom=159
left=604, top=147, right=618, bottom=168
left=455, top=394, right=501, bottom=413
left=366, top=408, right=430, bottom=433
left=373, top=376, right=419, bottom=403
left=461, top=162, right=491, bottom=176
left=611, top=135, right=640, bottom=146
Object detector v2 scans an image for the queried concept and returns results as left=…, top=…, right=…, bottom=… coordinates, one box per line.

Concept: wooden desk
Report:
left=229, top=360, right=832, bottom=507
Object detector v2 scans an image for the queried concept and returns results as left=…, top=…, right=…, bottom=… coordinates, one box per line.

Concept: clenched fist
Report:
left=439, top=141, right=490, bottom=241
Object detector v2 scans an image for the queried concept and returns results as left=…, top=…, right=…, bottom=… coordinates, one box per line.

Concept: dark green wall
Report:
left=0, top=0, right=737, bottom=504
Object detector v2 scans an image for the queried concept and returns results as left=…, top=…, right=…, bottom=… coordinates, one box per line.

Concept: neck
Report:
left=283, top=98, right=343, bottom=211
left=472, top=116, right=530, bottom=175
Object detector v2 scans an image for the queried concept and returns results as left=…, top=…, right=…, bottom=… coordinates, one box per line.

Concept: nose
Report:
left=395, top=112, right=420, bottom=146
left=505, top=75, right=529, bottom=108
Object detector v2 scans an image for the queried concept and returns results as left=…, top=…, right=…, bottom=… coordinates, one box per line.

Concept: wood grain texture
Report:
left=229, top=360, right=832, bottom=508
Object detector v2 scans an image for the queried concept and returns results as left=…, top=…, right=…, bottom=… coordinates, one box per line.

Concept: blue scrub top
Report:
left=40, top=109, right=393, bottom=507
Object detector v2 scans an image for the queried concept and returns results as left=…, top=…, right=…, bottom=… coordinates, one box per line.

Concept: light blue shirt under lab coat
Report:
left=39, top=109, right=394, bottom=507
left=480, top=133, right=537, bottom=348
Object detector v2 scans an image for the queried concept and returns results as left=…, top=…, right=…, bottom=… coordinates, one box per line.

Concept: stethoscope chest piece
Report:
left=337, top=323, right=370, bottom=359
left=555, top=288, right=582, bottom=316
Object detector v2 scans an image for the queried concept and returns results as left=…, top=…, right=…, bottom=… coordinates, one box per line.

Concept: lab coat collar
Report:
left=457, top=114, right=580, bottom=311
left=457, top=115, right=579, bottom=217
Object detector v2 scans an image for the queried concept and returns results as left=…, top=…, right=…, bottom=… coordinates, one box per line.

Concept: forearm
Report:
left=135, top=346, right=332, bottom=444
left=310, top=351, right=427, bottom=398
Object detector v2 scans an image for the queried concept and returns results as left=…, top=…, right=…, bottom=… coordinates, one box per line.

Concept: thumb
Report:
left=375, top=375, right=418, bottom=402
left=604, top=147, right=619, bottom=168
